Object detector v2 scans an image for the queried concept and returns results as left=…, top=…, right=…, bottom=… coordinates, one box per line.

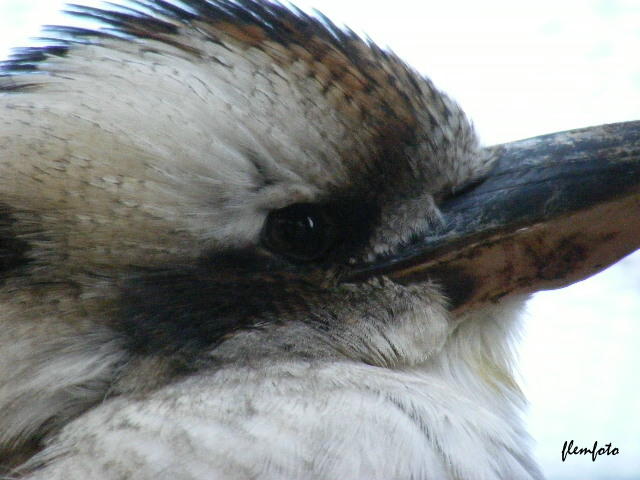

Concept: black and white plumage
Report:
left=0, top=1, right=639, bottom=479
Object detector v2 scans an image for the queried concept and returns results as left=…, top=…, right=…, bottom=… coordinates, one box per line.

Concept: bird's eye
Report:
left=261, top=203, right=336, bottom=262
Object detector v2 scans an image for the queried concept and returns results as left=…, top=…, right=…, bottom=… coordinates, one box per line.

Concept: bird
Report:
left=0, top=1, right=639, bottom=479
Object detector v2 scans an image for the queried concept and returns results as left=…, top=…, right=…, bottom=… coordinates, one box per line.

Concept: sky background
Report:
left=1, top=1, right=639, bottom=479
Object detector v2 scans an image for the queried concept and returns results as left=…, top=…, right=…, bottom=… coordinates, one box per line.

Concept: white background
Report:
left=1, top=1, right=639, bottom=478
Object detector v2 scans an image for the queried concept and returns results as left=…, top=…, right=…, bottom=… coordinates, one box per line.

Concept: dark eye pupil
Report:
left=262, top=203, right=335, bottom=261
left=280, top=215, right=315, bottom=242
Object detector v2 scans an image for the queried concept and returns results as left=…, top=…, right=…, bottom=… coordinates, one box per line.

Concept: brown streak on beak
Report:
left=393, top=193, right=640, bottom=313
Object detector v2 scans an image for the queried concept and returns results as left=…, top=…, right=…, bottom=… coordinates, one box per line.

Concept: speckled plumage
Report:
left=1, top=1, right=541, bottom=479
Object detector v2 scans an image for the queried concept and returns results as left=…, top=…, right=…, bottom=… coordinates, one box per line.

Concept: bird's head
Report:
left=1, top=1, right=492, bottom=368
left=1, top=1, right=639, bottom=472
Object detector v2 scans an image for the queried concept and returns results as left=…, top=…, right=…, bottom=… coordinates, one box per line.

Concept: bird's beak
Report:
left=350, top=121, right=640, bottom=313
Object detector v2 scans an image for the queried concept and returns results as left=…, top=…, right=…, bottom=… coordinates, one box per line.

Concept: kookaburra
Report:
left=1, top=1, right=639, bottom=479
